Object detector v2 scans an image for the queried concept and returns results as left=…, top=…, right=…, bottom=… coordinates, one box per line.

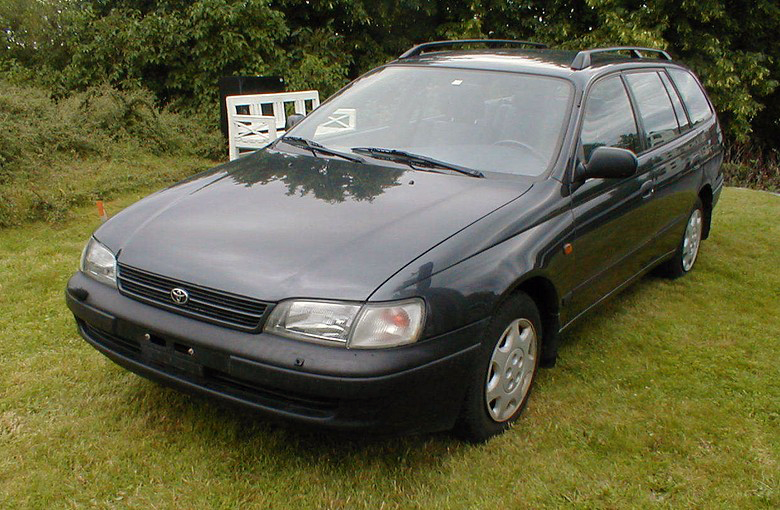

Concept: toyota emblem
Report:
left=170, top=287, right=189, bottom=305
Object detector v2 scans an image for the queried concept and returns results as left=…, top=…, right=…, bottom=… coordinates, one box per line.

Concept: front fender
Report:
left=370, top=180, right=575, bottom=339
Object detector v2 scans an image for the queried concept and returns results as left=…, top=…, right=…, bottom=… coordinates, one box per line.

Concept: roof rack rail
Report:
left=571, top=47, right=672, bottom=70
left=398, top=39, right=547, bottom=59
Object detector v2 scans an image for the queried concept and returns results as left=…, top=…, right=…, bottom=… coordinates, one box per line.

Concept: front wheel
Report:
left=457, top=292, right=541, bottom=442
left=660, top=198, right=705, bottom=279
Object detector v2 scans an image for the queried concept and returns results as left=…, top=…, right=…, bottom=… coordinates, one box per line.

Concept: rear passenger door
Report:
left=623, top=69, right=706, bottom=257
left=568, top=74, right=657, bottom=320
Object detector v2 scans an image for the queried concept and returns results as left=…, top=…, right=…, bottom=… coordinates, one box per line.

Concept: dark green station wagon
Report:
left=67, top=40, right=723, bottom=441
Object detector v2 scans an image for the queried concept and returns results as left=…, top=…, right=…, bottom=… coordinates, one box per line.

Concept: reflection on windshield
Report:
left=287, top=66, right=573, bottom=176
left=227, top=152, right=403, bottom=204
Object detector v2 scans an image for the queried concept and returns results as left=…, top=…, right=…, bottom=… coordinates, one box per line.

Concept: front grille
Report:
left=117, top=264, right=270, bottom=331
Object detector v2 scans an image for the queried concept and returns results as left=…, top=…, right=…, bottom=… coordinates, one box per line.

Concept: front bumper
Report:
left=66, top=272, right=486, bottom=434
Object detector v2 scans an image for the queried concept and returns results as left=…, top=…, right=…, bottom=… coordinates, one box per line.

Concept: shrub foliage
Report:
left=0, top=81, right=221, bottom=226
left=1, top=0, right=778, bottom=146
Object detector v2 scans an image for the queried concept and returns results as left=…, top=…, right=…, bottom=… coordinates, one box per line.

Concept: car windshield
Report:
left=284, top=66, right=573, bottom=176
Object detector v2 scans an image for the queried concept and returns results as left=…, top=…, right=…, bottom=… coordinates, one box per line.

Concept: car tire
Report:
left=660, top=198, right=705, bottom=279
left=456, top=292, right=542, bottom=442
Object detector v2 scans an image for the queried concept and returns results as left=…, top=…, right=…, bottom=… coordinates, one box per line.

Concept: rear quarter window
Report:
left=668, top=69, right=713, bottom=126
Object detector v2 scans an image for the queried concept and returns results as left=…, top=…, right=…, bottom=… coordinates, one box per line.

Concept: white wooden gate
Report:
left=226, top=90, right=320, bottom=160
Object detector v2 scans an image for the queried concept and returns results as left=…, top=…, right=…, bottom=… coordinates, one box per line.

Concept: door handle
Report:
left=640, top=180, right=654, bottom=199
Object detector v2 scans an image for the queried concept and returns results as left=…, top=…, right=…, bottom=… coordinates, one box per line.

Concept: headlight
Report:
left=80, top=237, right=117, bottom=287
left=264, top=298, right=425, bottom=349
left=264, top=301, right=361, bottom=344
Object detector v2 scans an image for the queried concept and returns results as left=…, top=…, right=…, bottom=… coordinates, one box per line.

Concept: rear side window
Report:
left=624, top=72, right=679, bottom=150
left=581, top=75, right=640, bottom=160
left=659, top=71, right=690, bottom=131
left=668, top=69, right=712, bottom=126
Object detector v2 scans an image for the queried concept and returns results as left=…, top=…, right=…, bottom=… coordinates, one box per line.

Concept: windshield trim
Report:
left=276, top=64, right=577, bottom=180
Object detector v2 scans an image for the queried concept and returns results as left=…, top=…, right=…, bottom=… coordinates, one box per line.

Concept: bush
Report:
left=0, top=81, right=223, bottom=227
left=723, top=145, right=780, bottom=193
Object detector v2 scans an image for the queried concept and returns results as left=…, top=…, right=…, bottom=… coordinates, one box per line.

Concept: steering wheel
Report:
left=492, top=140, right=546, bottom=164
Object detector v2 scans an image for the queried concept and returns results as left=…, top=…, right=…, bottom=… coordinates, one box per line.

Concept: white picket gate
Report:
left=226, top=90, right=320, bottom=160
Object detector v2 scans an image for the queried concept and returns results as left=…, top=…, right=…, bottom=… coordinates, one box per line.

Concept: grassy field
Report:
left=0, top=186, right=778, bottom=509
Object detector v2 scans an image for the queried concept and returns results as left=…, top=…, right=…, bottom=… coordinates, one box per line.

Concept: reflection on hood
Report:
left=228, top=150, right=404, bottom=203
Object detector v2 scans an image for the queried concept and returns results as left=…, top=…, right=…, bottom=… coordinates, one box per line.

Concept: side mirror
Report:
left=576, top=146, right=638, bottom=181
left=285, top=113, right=305, bottom=131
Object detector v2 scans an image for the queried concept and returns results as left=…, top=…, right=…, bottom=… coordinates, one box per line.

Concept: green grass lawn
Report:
left=0, top=187, right=778, bottom=509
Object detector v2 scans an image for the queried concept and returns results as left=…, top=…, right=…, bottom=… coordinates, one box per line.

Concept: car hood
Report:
left=95, top=150, right=533, bottom=301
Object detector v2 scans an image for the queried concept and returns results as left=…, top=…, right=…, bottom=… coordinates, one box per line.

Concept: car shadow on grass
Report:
left=114, top=369, right=466, bottom=474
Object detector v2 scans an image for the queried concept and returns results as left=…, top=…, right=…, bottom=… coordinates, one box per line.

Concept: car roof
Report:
left=389, top=48, right=691, bottom=86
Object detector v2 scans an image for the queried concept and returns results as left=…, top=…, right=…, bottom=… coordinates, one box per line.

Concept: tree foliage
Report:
left=1, top=0, right=778, bottom=147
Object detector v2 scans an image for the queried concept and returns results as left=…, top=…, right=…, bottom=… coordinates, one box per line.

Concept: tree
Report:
left=1, top=0, right=777, bottom=147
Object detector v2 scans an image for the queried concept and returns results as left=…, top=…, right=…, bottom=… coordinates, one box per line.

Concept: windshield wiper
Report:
left=281, top=136, right=365, bottom=164
left=351, top=147, right=484, bottom=178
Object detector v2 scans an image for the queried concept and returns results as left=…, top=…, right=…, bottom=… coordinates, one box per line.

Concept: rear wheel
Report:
left=661, top=198, right=704, bottom=279
left=457, top=292, right=541, bottom=442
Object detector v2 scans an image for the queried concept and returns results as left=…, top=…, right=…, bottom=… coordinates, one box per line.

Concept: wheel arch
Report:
left=501, top=274, right=561, bottom=368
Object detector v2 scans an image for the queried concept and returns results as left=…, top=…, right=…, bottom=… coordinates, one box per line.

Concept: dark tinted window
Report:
left=581, top=76, right=640, bottom=160
left=659, top=71, right=689, bottom=131
left=625, top=72, right=679, bottom=149
left=668, top=69, right=712, bottom=126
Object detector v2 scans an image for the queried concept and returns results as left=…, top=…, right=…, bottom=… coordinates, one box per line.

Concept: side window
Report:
left=659, top=71, right=690, bottom=132
left=668, top=68, right=712, bottom=126
left=624, top=72, right=680, bottom=150
left=581, top=75, right=641, bottom=160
